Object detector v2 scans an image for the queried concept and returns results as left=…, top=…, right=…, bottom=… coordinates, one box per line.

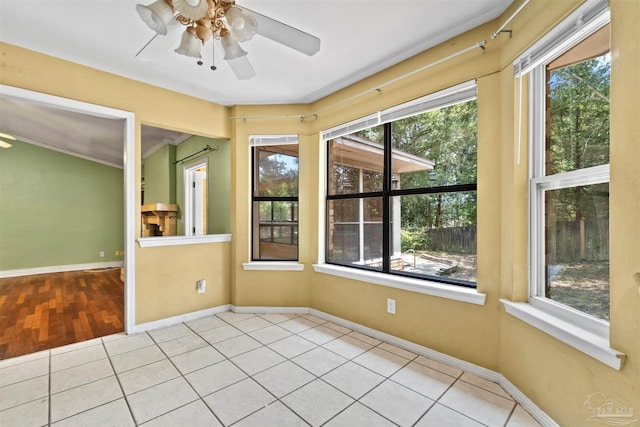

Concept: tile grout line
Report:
left=178, top=318, right=229, bottom=426
left=44, top=337, right=143, bottom=426
left=21, top=311, right=527, bottom=427
left=502, top=400, right=519, bottom=427
left=101, top=333, right=144, bottom=426
left=185, top=313, right=343, bottom=426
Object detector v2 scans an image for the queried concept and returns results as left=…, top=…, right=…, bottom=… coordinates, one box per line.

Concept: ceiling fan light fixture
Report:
left=175, top=30, right=202, bottom=58
left=136, top=0, right=175, bottom=35
left=171, top=0, right=209, bottom=21
left=221, top=35, right=247, bottom=60
left=226, top=7, right=257, bottom=43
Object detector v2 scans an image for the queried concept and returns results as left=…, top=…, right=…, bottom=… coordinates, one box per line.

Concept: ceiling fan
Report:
left=135, top=0, right=321, bottom=80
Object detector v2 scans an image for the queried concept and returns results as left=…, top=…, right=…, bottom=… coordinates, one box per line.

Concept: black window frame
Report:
left=251, top=144, right=299, bottom=261
left=325, top=110, right=478, bottom=288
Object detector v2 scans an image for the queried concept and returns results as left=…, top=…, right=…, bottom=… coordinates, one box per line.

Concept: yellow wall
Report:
left=2, top=0, right=638, bottom=424
left=0, top=41, right=233, bottom=326
left=229, top=1, right=639, bottom=425
left=229, top=106, right=314, bottom=308
left=496, top=1, right=640, bottom=425
left=135, top=242, right=230, bottom=323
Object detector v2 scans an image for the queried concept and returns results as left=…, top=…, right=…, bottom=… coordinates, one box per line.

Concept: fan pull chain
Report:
left=195, top=41, right=216, bottom=71
left=211, top=41, right=217, bottom=71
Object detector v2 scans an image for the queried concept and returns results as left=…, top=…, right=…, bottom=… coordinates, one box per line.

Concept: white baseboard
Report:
left=0, top=261, right=124, bottom=278
left=231, top=305, right=310, bottom=315
left=499, top=375, right=559, bottom=427
left=308, top=309, right=500, bottom=382
left=135, top=304, right=231, bottom=333
left=133, top=303, right=558, bottom=427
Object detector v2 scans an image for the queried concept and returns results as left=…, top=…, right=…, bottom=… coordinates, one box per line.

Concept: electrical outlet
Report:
left=99, top=251, right=105, bottom=257
left=387, top=298, right=396, bottom=314
left=196, top=279, right=206, bottom=294
left=115, top=250, right=119, bottom=256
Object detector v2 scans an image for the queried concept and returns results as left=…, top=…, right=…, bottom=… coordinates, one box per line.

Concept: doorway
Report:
left=0, top=85, right=136, bottom=358
left=184, top=159, right=208, bottom=236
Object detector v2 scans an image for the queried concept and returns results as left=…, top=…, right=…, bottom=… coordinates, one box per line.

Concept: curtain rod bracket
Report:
left=492, top=29, right=513, bottom=40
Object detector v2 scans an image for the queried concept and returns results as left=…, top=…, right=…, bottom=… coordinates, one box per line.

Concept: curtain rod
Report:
left=229, top=41, right=486, bottom=122
left=491, top=0, right=530, bottom=39
left=173, top=144, right=216, bottom=164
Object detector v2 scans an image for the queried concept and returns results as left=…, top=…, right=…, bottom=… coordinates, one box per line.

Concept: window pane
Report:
left=363, top=197, right=382, bottom=222
left=544, top=183, right=609, bottom=320
left=327, top=197, right=383, bottom=270
left=329, top=126, right=384, bottom=194
left=330, top=164, right=360, bottom=195
left=390, top=192, right=477, bottom=283
left=330, top=199, right=358, bottom=223
left=363, top=170, right=383, bottom=193
left=391, top=101, right=477, bottom=189
left=546, top=51, right=610, bottom=175
left=272, top=201, right=294, bottom=222
left=329, top=224, right=359, bottom=264
left=256, top=145, right=298, bottom=196
left=253, top=201, right=298, bottom=261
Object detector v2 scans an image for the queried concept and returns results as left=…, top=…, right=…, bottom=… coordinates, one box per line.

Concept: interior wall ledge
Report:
left=242, top=261, right=305, bottom=271
left=137, top=234, right=232, bottom=247
left=500, top=299, right=625, bottom=370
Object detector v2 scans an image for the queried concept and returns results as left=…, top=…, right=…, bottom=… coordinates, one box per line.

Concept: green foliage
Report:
left=258, top=150, right=299, bottom=196
left=401, top=226, right=429, bottom=251
left=548, top=55, right=610, bottom=223
left=392, top=100, right=478, bottom=231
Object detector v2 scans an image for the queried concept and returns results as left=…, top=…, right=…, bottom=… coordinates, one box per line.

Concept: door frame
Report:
left=0, top=84, right=137, bottom=334
left=183, top=158, right=208, bottom=236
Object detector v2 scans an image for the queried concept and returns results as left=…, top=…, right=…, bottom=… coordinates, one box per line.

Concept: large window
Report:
left=251, top=137, right=299, bottom=261
left=525, top=1, right=610, bottom=322
left=325, top=83, right=478, bottom=287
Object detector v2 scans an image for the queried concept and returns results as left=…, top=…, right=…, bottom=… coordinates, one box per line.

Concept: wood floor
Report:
left=0, top=268, right=124, bottom=360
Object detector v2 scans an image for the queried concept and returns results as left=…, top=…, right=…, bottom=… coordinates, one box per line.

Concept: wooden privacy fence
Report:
left=547, top=219, right=609, bottom=262
left=426, top=226, right=476, bottom=254
left=423, top=219, right=609, bottom=261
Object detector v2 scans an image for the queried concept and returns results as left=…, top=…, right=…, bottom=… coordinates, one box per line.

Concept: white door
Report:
left=184, top=159, right=207, bottom=236
left=193, top=170, right=207, bottom=235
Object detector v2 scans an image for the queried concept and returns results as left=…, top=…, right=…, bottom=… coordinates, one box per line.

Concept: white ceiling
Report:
left=0, top=0, right=513, bottom=166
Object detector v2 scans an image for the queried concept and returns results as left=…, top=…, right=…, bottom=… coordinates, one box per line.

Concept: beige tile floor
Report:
left=0, top=311, right=544, bottom=427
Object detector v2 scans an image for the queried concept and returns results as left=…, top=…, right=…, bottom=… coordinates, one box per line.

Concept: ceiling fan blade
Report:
left=226, top=55, right=256, bottom=80
left=135, top=19, right=182, bottom=61
left=239, top=7, right=320, bottom=56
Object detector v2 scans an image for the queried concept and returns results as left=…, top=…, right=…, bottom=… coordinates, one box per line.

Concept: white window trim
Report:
left=314, top=264, right=485, bottom=305
left=504, top=0, right=625, bottom=370
left=530, top=165, right=610, bottom=305
left=501, top=300, right=624, bottom=370
left=242, top=261, right=304, bottom=271
left=322, top=80, right=477, bottom=141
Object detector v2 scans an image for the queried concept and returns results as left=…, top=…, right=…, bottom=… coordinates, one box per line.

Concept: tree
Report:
left=390, top=101, right=478, bottom=233
left=547, top=56, right=610, bottom=232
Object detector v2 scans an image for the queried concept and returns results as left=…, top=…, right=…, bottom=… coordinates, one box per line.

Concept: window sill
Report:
left=501, top=299, right=625, bottom=370
left=242, top=262, right=305, bottom=271
left=138, top=234, right=232, bottom=248
left=313, top=264, right=485, bottom=305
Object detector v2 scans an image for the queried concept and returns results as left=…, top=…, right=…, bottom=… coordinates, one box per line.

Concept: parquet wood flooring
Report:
left=0, top=268, right=124, bottom=360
